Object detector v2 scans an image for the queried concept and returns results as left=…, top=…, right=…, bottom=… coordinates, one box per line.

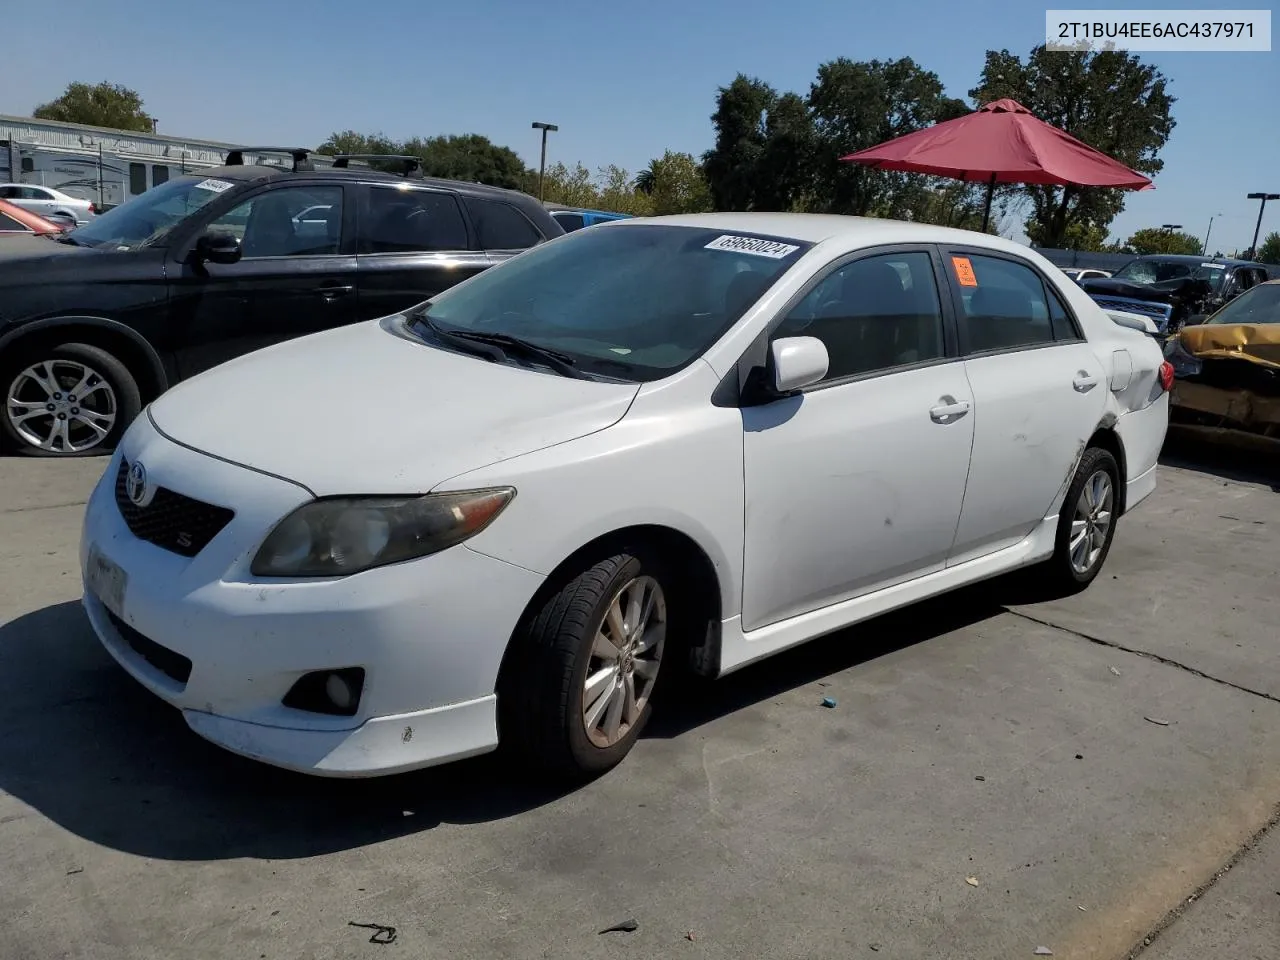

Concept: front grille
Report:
left=1091, top=295, right=1174, bottom=323
left=106, top=609, right=193, bottom=685
left=114, top=459, right=234, bottom=558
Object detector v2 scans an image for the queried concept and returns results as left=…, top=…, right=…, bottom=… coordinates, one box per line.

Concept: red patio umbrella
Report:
left=841, top=98, right=1153, bottom=232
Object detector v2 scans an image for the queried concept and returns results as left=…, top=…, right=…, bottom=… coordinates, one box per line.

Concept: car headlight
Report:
left=250, top=488, right=515, bottom=577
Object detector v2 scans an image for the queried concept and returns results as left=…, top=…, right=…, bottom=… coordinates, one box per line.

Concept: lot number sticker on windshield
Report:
left=951, top=256, right=978, bottom=287
left=705, top=235, right=800, bottom=259
left=193, top=178, right=234, bottom=194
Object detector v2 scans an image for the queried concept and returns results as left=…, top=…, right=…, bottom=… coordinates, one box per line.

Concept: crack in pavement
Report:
left=1123, top=801, right=1280, bottom=959
left=1005, top=608, right=1280, bottom=707
left=1007, top=606, right=1280, bottom=958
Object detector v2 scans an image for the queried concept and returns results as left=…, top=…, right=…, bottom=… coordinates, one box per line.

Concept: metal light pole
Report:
left=1246, top=192, right=1279, bottom=260
left=531, top=121, right=558, bottom=201
left=1202, top=213, right=1222, bottom=256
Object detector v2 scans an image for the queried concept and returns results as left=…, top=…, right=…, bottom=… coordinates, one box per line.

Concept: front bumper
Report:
left=79, top=414, right=545, bottom=777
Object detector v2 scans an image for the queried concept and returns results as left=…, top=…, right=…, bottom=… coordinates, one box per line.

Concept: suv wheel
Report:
left=1, top=343, right=140, bottom=457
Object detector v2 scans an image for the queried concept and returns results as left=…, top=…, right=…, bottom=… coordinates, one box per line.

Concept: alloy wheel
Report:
left=1069, top=470, right=1114, bottom=574
left=5, top=360, right=118, bottom=453
left=582, top=575, right=666, bottom=748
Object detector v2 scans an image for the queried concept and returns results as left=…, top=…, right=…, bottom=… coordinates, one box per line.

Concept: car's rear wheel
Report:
left=1038, top=446, right=1121, bottom=592
left=1, top=343, right=140, bottom=457
left=501, top=549, right=669, bottom=779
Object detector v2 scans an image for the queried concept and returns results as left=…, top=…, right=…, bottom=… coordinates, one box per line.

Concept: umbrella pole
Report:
left=981, top=174, right=996, bottom=233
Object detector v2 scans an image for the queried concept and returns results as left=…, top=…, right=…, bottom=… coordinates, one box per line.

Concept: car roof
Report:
left=187, top=164, right=539, bottom=202
left=601, top=212, right=1043, bottom=254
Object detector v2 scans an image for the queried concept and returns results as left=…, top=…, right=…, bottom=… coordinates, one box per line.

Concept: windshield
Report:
left=68, top=175, right=238, bottom=251
left=1113, top=258, right=1227, bottom=291
left=408, top=224, right=812, bottom=381
left=1207, top=283, right=1280, bottom=325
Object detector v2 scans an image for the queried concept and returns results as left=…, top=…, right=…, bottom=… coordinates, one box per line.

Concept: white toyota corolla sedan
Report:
left=80, top=213, right=1171, bottom=779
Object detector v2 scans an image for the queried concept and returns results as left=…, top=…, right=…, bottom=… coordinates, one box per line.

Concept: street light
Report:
left=1246, top=192, right=1279, bottom=260
left=531, top=121, right=558, bottom=201
left=1202, top=213, right=1222, bottom=257
left=1161, top=223, right=1182, bottom=232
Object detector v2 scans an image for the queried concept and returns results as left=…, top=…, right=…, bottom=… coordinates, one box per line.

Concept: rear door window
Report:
left=949, top=253, right=1063, bottom=353
left=362, top=186, right=469, bottom=253
left=464, top=197, right=543, bottom=250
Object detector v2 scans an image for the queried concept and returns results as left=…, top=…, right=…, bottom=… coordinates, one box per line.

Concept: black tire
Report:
left=0, top=342, right=141, bottom=457
left=1035, top=446, right=1121, bottom=594
left=499, top=548, right=672, bottom=780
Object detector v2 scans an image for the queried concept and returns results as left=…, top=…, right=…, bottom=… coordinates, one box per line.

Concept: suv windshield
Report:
left=407, top=224, right=812, bottom=381
left=68, top=175, right=237, bottom=251
left=1207, top=283, right=1280, bottom=325
left=1113, top=258, right=1228, bottom=291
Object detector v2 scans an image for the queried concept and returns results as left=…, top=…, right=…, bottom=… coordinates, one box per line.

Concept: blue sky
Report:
left=6, top=0, right=1278, bottom=252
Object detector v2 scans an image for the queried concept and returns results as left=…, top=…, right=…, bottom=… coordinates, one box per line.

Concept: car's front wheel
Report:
left=1038, top=446, right=1121, bottom=592
left=1, top=343, right=140, bottom=457
left=501, top=548, right=670, bottom=779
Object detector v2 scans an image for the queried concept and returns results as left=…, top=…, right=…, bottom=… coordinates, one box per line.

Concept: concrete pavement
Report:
left=0, top=450, right=1277, bottom=960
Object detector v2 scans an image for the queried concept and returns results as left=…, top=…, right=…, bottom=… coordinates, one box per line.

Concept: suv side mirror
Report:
left=193, top=231, right=242, bottom=265
left=770, top=336, right=829, bottom=394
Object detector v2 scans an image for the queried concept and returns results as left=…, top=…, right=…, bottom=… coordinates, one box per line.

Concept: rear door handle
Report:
left=929, top=397, right=971, bottom=423
left=318, top=283, right=354, bottom=302
left=1073, top=372, right=1099, bottom=392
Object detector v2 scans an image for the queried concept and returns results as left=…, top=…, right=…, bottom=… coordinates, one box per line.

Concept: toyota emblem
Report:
left=125, top=461, right=149, bottom=506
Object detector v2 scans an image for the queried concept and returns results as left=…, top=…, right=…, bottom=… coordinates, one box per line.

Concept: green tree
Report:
left=596, top=165, right=653, bottom=216
left=1257, top=231, right=1280, bottom=265
left=317, top=131, right=529, bottom=189
left=1061, top=220, right=1111, bottom=251
left=540, top=161, right=598, bottom=207
left=755, top=92, right=816, bottom=211
left=808, top=58, right=968, bottom=219
left=1124, top=227, right=1203, bottom=255
left=33, top=81, right=152, bottom=132
left=702, top=75, right=777, bottom=211
left=642, top=151, right=712, bottom=215
left=315, top=130, right=399, bottom=156
left=969, top=46, right=1175, bottom=248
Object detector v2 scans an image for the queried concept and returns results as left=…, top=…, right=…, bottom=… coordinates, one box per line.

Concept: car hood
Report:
left=148, top=318, right=642, bottom=496
left=0, top=235, right=93, bottom=264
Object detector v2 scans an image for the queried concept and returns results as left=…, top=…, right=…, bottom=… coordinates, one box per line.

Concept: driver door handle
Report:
left=1073, top=372, right=1099, bottom=392
left=318, top=283, right=354, bottom=301
left=929, top=397, right=971, bottom=424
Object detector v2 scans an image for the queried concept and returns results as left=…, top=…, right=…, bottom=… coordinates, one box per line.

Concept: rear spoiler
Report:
left=1105, top=309, right=1160, bottom=335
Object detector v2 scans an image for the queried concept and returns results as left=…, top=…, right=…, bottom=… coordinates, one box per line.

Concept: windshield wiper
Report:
left=55, top=234, right=90, bottom=247
left=411, top=313, right=583, bottom=378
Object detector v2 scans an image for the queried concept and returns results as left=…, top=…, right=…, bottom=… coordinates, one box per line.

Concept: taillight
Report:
left=88, top=202, right=98, bottom=214
left=1158, top=360, right=1174, bottom=392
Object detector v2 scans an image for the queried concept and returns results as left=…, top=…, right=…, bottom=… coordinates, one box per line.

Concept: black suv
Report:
left=0, top=148, right=563, bottom=457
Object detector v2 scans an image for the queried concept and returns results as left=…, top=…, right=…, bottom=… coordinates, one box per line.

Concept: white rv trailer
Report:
left=0, top=115, right=331, bottom=211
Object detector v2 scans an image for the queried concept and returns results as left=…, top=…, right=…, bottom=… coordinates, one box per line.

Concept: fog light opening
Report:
left=325, top=672, right=356, bottom=711
left=283, top=667, right=365, bottom=717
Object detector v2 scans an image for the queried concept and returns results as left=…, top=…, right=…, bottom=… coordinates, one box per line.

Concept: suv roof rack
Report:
left=224, top=147, right=313, bottom=172
left=330, top=154, right=424, bottom=180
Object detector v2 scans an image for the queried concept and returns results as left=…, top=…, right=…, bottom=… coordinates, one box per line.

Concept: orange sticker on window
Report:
left=951, top=256, right=978, bottom=287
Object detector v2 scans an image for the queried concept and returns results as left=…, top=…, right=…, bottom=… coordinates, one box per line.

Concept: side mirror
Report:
left=770, top=336, right=829, bottom=394
left=193, top=231, right=242, bottom=265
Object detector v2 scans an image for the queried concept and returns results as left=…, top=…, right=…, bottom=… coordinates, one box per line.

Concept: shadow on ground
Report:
left=1161, top=426, right=1280, bottom=493
left=0, top=584, right=1004, bottom=863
